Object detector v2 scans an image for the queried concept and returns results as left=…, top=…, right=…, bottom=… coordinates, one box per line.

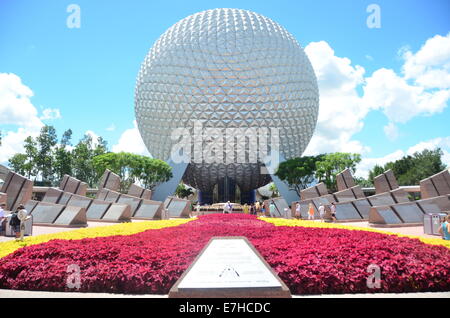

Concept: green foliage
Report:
left=35, top=125, right=58, bottom=185
left=367, top=148, right=447, bottom=186
left=175, top=183, right=194, bottom=199
left=315, top=153, right=361, bottom=192
left=8, top=153, right=28, bottom=177
left=54, top=129, right=73, bottom=181
left=268, top=183, right=279, bottom=198
left=92, top=152, right=172, bottom=191
left=368, top=164, right=385, bottom=185
left=71, top=134, right=108, bottom=187
left=275, top=155, right=324, bottom=196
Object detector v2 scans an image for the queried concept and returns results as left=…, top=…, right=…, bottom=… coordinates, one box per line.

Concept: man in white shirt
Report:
left=318, top=203, right=325, bottom=221
left=295, top=203, right=301, bottom=219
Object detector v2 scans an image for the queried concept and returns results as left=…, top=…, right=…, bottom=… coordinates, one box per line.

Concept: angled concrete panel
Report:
left=351, top=185, right=366, bottom=199
left=66, top=194, right=93, bottom=210
left=367, top=193, right=396, bottom=207
left=369, top=206, right=403, bottom=225
left=101, top=203, right=132, bottom=222
left=58, top=192, right=73, bottom=206
left=31, top=202, right=65, bottom=224
left=351, top=198, right=371, bottom=219
left=390, top=188, right=410, bottom=203
left=391, top=202, right=424, bottom=223
left=86, top=200, right=111, bottom=220
left=333, top=188, right=356, bottom=203
left=117, top=194, right=143, bottom=215
left=42, top=188, right=64, bottom=204
left=164, top=196, right=191, bottom=218
left=54, top=206, right=87, bottom=227
left=385, top=170, right=399, bottom=190
left=334, top=202, right=362, bottom=220
left=420, top=178, right=439, bottom=199
left=133, top=200, right=165, bottom=219
left=374, top=174, right=390, bottom=194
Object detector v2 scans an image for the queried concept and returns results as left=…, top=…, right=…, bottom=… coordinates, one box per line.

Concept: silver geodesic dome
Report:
left=135, top=8, right=319, bottom=192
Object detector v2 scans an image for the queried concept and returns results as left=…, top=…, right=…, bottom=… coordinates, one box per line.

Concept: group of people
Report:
left=294, top=202, right=337, bottom=222
left=0, top=203, right=29, bottom=239
left=242, top=201, right=266, bottom=216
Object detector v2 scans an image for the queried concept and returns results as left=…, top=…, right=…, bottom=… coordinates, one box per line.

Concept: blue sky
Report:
left=0, top=0, right=449, bottom=177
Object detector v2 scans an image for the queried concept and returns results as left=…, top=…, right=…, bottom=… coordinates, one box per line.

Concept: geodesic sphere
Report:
left=135, top=8, right=319, bottom=192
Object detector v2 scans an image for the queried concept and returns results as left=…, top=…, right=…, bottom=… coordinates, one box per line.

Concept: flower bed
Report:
left=263, top=217, right=450, bottom=249
left=0, top=214, right=448, bottom=294
left=0, top=218, right=193, bottom=259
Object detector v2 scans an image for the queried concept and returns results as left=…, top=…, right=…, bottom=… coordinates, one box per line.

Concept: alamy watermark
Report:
left=66, top=4, right=81, bottom=29
left=66, top=264, right=81, bottom=290
left=366, top=4, right=381, bottom=29
left=170, top=120, right=280, bottom=174
left=366, top=264, right=381, bottom=289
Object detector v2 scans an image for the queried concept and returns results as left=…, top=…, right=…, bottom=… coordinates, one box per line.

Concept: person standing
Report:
left=0, top=203, right=6, bottom=235
left=295, top=202, right=301, bottom=219
left=330, top=202, right=337, bottom=222
left=243, top=203, right=249, bottom=214
left=255, top=201, right=261, bottom=215
left=269, top=201, right=276, bottom=217
left=318, top=203, right=325, bottom=222
left=308, top=203, right=315, bottom=220
left=439, top=215, right=450, bottom=240
left=250, top=204, right=256, bottom=215
left=9, top=204, right=27, bottom=239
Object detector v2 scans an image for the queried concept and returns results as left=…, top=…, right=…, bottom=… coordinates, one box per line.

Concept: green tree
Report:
left=368, top=164, right=385, bottom=185
left=275, top=155, right=324, bottom=196
left=268, top=183, right=279, bottom=198
left=92, top=152, right=172, bottom=191
left=315, top=152, right=362, bottom=192
left=8, top=153, right=28, bottom=176
left=54, top=129, right=73, bottom=181
left=175, top=183, right=194, bottom=199
left=366, top=148, right=447, bottom=186
left=35, top=125, right=58, bottom=185
left=72, top=134, right=108, bottom=187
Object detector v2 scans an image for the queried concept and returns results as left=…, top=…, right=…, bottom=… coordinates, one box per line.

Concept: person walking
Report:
left=0, top=203, right=6, bottom=235
left=318, top=203, right=325, bottom=222
left=250, top=204, right=256, bottom=215
left=243, top=203, right=249, bottom=214
left=295, top=202, right=301, bottom=219
left=439, top=215, right=450, bottom=240
left=255, top=201, right=261, bottom=215
left=269, top=201, right=276, bottom=217
left=308, top=203, right=315, bottom=220
left=9, top=204, right=27, bottom=239
left=330, top=202, right=337, bottom=222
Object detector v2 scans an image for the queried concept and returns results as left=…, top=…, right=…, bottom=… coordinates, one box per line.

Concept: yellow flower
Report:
left=261, top=218, right=450, bottom=249
left=0, top=218, right=194, bottom=259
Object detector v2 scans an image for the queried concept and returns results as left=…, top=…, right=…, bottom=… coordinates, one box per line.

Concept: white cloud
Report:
left=402, top=32, right=450, bottom=89
left=355, top=150, right=405, bottom=179
left=362, top=68, right=450, bottom=123
left=112, top=121, right=150, bottom=156
left=40, top=108, right=61, bottom=120
left=304, top=34, right=450, bottom=162
left=383, top=122, right=399, bottom=141
left=0, top=73, right=43, bottom=129
left=303, top=41, right=369, bottom=155
left=106, top=123, right=116, bottom=131
left=0, top=73, right=45, bottom=165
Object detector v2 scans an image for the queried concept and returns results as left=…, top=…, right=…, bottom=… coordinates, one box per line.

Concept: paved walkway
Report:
left=0, top=289, right=448, bottom=298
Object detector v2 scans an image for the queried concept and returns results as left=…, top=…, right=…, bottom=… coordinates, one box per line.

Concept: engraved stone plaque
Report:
left=169, top=237, right=291, bottom=298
